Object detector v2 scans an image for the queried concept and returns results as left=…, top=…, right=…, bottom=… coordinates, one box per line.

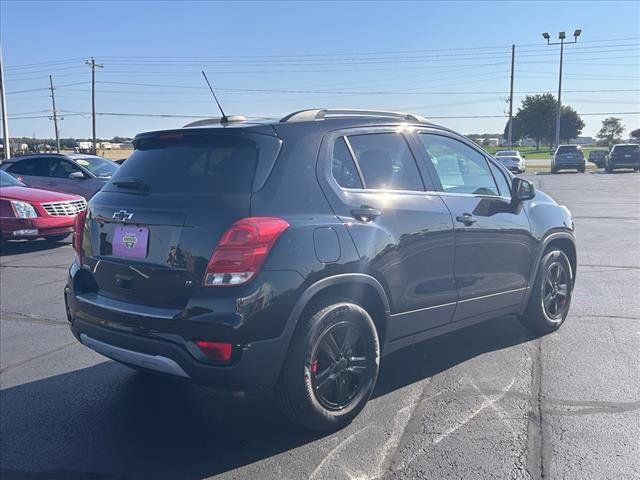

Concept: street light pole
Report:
left=542, top=29, right=581, bottom=150
left=555, top=37, right=564, bottom=150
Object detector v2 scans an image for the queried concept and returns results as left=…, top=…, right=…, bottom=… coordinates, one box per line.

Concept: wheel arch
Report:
left=520, top=230, right=577, bottom=314
left=286, top=274, right=391, bottom=351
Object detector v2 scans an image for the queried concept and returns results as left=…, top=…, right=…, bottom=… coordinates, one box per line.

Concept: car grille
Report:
left=41, top=199, right=87, bottom=216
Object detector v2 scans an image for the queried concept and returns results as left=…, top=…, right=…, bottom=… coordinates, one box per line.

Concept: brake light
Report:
left=195, top=340, right=233, bottom=362
left=73, top=210, right=87, bottom=262
left=203, top=217, right=289, bottom=287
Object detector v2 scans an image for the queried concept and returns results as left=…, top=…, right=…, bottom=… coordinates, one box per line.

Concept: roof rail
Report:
left=280, top=109, right=429, bottom=123
left=183, top=115, right=247, bottom=128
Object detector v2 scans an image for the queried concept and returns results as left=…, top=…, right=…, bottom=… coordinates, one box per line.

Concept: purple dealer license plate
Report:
left=112, top=226, right=149, bottom=258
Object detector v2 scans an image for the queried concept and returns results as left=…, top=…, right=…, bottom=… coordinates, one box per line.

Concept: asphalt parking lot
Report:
left=1, top=170, right=639, bottom=480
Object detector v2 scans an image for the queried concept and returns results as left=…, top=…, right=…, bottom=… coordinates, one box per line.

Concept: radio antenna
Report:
left=201, top=70, right=227, bottom=121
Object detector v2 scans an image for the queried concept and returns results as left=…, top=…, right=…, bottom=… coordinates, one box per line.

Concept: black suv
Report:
left=551, top=145, right=585, bottom=173
left=605, top=143, right=640, bottom=172
left=65, top=109, right=577, bottom=431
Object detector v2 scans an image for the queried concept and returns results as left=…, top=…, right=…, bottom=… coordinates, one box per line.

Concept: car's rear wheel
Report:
left=275, top=298, right=380, bottom=431
left=520, top=249, right=573, bottom=334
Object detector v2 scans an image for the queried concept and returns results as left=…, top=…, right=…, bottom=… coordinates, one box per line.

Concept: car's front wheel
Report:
left=520, top=249, right=573, bottom=334
left=275, top=298, right=380, bottom=431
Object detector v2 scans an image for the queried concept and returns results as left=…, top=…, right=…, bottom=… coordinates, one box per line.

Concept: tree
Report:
left=596, top=117, right=625, bottom=146
left=513, top=93, right=557, bottom=149
left=559, top=105, right=585, bottom=143
left=503, top=116, right=524, bottom=144
left=630, top=128, right=640, bottom=141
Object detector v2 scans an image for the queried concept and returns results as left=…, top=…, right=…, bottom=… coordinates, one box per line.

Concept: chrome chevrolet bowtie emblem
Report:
left=113, top=210, right=133, bottom=221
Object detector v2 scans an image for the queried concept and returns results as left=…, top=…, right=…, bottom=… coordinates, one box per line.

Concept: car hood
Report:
left=0, top=185, right=83, bottom=204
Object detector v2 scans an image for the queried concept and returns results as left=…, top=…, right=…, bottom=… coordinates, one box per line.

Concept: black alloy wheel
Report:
left=310, top=321, right=370, bottom=411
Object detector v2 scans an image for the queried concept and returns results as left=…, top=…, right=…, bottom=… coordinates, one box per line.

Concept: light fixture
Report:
left=559, top=31, right=566, bottom=40
left=542, top=32, right=550, bottom=40
left=573, top=29, right=582, bottom=37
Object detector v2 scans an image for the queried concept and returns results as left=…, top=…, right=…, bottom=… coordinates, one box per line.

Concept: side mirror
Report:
left=69, top=171, right=85, bottom=179
left=512, top=177, right=535, bottom=202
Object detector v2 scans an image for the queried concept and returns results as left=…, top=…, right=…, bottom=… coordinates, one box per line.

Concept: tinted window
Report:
left=74, top=156, right=118, bottom=178
left=332, top=137, right=362, bottom=189
left=613, top=145, right=639, bottom=152
left=107, top=135, right=259, bottom=194
left=488, top=161, right=511, bottom=197
left=419, top=134, right=499, bottom=196
left=49, top=159, right=82, bottom=178
left=347, top=133, right=423, bottom=191
left=6, top=158, right=50, bottom=177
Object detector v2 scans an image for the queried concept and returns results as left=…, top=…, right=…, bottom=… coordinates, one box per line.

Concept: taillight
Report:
left=203, top=217, right=289, bottom=287
left=195, top=340, right=233, bottom=362
left=73, top=210, right=87, bottom=262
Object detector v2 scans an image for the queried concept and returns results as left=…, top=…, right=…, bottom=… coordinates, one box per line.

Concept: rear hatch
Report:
left=611, top=145, right=639, bottom=163
left=83, top=129, right=281, bottom=309
left=555, top=146, right=583, bottom=163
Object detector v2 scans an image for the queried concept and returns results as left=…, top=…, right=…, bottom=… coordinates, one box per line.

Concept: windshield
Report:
left=74, top=156, right=119, bottom=178
left=496, top=150, right=517, bottom=156
left=0, top=170, right=26, bottom=187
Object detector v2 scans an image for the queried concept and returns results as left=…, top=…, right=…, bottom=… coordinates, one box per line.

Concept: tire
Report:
left=274, top=298, right=380, bottom=431
left=44, top=234, right=70, bottom=242
left=578, top=167, right=585, bottom=173
left=520, top=249, right=573, bottom=334
left=605, top=163, right=613, bottom=173
left=550, top=167, right=557, bottom=174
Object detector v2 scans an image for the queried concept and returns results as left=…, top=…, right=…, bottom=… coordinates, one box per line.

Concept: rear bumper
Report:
left=552, top=161, right=585, bottom=170
left=0, top=216, right=74, bottom=239
left=609, top=159, right=640, bottom=169
left=65, top=263, right=304, bottom=391
left=70, top=317, right=289, bottom=390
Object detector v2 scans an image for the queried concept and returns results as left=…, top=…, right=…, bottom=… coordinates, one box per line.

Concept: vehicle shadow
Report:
left=0, top=238, right=70, bottom=257
left=0, top=315, right=534, bottom=480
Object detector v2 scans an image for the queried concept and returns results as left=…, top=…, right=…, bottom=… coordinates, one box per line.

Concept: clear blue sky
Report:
left=2, top=0, right=639, bottom=139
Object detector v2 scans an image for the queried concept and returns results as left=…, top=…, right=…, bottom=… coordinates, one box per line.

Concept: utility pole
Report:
left=49, top=75, right=60, bottom=153
left=507, top=44, right=515, bottom=149
left=0, top=43, right=10, bottom=159
left=85, top=57, right=103, bottom=154
left=542, top=29, right=581, bottom=149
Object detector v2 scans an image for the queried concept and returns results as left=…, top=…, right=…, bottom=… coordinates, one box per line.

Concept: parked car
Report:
left=65, top=109, right=576, bottom=431
left=1, top=153, right=119, bottom=200
left=494, top=154, right=525, bottom=173
left=494, top=150, right=524, bottom=160
left=0, top=170, right=86, bottom=242
left=588, top=150, right=608, bottom=168
left=605, top=144, right=640, bottom=172
left=551, top=145, right=585, bottom=173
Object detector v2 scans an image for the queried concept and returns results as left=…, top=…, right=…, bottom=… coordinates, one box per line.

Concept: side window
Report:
left=419, top=134, right=499, bottom=196
left=332, top=137, right=363, bottom=189
left=488, top=160, right=512, bottom=197
left=6, top=159, right=49, bottom=177
left=347, top=132, right=424, bottom=191
left=49, top=159, right=82, bottom=179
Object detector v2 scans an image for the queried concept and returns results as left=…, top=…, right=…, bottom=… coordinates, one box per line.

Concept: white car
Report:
left=494, top=151, right=525, bottom=174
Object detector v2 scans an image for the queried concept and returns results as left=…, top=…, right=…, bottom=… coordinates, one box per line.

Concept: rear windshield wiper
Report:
left=112, top=177, right=150, bottom=191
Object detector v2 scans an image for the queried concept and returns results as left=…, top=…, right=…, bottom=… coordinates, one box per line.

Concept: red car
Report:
left=0, top=170, right=86, bottom=242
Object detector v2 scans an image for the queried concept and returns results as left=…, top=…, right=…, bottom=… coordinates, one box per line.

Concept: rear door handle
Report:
left=455, top=213, right=477, bottom=226
left=351, top=206, right=381, bottom=222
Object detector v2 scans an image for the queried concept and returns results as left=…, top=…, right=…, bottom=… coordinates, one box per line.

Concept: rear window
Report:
left=557, top=146, right=580, bottom=153
left=106, top=134, right=263, bottom=194
left=613, top=145, right=639, bottom=152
